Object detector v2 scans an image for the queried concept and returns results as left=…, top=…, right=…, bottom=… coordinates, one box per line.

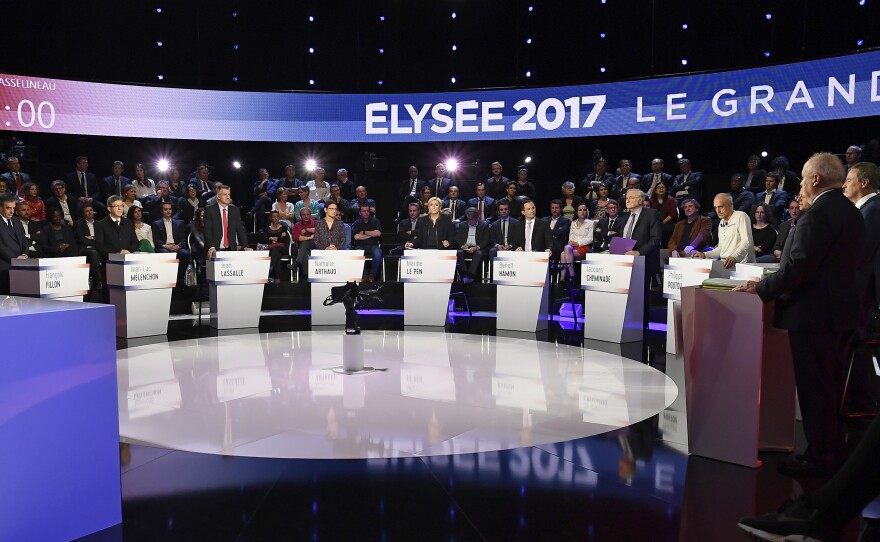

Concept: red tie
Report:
left=15, top=174, right=22, bottom=197
left=222, top=207, right=229, bottom=248
left=478, top=199, right=483, bottom=220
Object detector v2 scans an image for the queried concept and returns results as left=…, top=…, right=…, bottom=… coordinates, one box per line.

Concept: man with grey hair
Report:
left=736, top=152, right=865, bottom=477
left=306, top=167, right=331, bottom=203
left=845, top=145, right=863, bottom=171
left=693, top=192, right=755, bottom=268
left=621, top=188, right=662, bottom=329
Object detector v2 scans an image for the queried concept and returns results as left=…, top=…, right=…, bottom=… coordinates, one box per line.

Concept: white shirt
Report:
left=86, top=219, right=95, bottom=237
left=134, top=179, right=157, bottom=199
left=164, top=218, right=175, bottom=244
left=525, top=219, right=534, bottom=251
left=704, top=210, right=755, bottom=263
left=763, top=189, right=777, bottom=204
left=306, top=181, right=330, bottom=202
left=569, top=219, right=594, bottom=246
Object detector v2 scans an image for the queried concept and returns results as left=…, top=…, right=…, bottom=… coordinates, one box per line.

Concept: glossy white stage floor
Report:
left=118, top=331, right=677, bottom=459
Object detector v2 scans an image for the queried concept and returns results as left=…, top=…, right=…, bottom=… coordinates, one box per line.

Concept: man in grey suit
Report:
left=204, top=185, right=251, bottom=259
left=621, top=188, right=663, bottom=331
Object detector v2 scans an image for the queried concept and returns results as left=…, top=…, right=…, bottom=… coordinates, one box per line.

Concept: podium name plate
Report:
left=10, top=256, right=90, bottom=299
left=207, top=251, right=270, bottom=285
left=107, top=253, right=178, bottom=290
left=731, top=263, right=778, bottom=282
left=580, top=254, right=636, bottom=293
left=663, top=258, right=713, bottom=301
left=493, top=252, right=549, bottom=286
left=308, top=250, right=366, bottom=283
left=400, top=251, right=457, bottom=283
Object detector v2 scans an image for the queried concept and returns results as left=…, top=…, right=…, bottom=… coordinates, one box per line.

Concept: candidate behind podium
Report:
left=204, top=185, right=250, bottom=259
left=737, top=152, right=865, bottom=476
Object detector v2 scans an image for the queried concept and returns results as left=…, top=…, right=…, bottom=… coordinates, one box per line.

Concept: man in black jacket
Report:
left=95, top=196, right=139, bottom=258
left=204, top=185, right=250, bottom=259
left=0, top=192, right=28, bottom=294
left=513, top=199, right=552, bottom=253
left=455, top=208, right=490, bottom=282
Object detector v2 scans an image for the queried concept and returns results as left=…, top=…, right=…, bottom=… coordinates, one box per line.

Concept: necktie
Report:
left=15, top=174, right=22, bottom=196
left=525, top=220, right=533, bottom=251
left=410, top=179, right=416, bottom=194
left=222, top=207, right=229, bottom=248
left=608, top=217, right=615, bottom=232
left=436, top=179, right=441, bottom=195
left=502, top=220, right=508, bottom=245
left=624, top=213, right=636, bottom=239
left=451, top=200, right=456, bottom=217
left=80, top=172, right=87, bottom=195
left=478, top=199, right=484, bottom=220
left=115, top=177, right=121, bottom=196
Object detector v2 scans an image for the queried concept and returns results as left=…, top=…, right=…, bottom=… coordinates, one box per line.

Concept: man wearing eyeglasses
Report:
left=692, top=192, right=755, bottom=268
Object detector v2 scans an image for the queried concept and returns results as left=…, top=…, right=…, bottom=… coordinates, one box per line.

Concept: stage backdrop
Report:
left=0, top=51, right=878, bottom=142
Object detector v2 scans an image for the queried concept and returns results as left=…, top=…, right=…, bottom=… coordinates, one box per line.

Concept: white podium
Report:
left=10, top=256, right=90, bottom=302
left=206, top=251, right=270, bottom=329
left=493, top=251, right=550, bottom=332
left=308, top=250, right=366, bottom=325
left=400, top=249, right=457, bottom=326
left=107, top=253, right=179, bottom=337
left=663, top=259, right=728, bottom=354
left=580, top=254, right=645, bottom=343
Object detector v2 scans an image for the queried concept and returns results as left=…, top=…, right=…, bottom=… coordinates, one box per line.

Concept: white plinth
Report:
left=493, top=252, right=550, bottom=333
left=207, top=251, right=270, bottom=329
left=10, top=256, right=89, bottom=301
left=581, top=255, right=645, bottom=343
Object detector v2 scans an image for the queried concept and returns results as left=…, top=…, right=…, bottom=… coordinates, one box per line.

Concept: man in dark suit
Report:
left=490, top=200, right=519, bottom=259
left=397, top=202, right=421, bottom=245
left=95, top=195, right=139, bottom=258
left=739, top=152, right=866, bottom=475
left=442, top=186, right=467, bottom=223
left=622, top=188, right=663, bottom=330
left=485, top=162, right=510, bottom=201
left=152, top=200, right=191, bottom=286
left=45, top=180, right=83, bottom=227
left=592, top=200, right=623, bottom=253
left=102, top=160, right=130, bottom=201
left=515, top=167, right=538, bottom=200
left=513, top=199, right=553, bottom=253
left=496, top=182, right=523, bottom=220
left=580, top=158, right=614, bottom=200
left=612, top=160, right=639, bottom=201
left=190, top=165, right=216, bottom=202
left=641, top=158, right=673, bottom=199
left=758, top=199, right=800, bottom=264
left=0, top=192, right=28, bottom=294
left=757, top=174, right=789, bottom=223
left=204, top=185, right=251, bottom=259
left=542, top=200, right=571, bottom=258
left=398, top=165, right=424, bottom=212
left=428, top=163, right=452, bottom=200
left=74, top=203, right=102, bottom=288
left=743, top=155, right=767, bottom=194
left=454, top=208, right=490, bottom=283
left=65, top=156, right=105, bottom=216
left=468, top=182, right=496, bottom=222
left=15, top=200, right=44, bottom=258
left=1, top=157, right=31, bottom=197
left=670, top=158, right=704, bottom=207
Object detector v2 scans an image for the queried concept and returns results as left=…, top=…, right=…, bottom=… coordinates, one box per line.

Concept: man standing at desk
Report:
left=737, top=152, right=865, bottom=476
left=621, top=189, right=662, bottom=328
left=204, top=185, right=250, bottom=260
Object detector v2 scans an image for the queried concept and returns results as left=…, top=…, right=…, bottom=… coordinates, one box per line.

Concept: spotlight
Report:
left=600, top=67, right=606, bottom=73
left=761, top=151, right=768, bottom=158
left=158, top=74, right=164, bottom=80
left=379, top=48, right=384, bottom=53
left=860, top=0, right=866, bottom=5
left=378, top=80, right=383, bottom=85
left=232, top=161, right=242, bottom=169
left=232, top=76, right=238, bottom=82
left=157, top=159, right=170, bottom=172
left=379, top=15, right=385, bottom=21
left=309, top=15, right=314, bottom=22
left=451, top=12, right=457, bottom=18
left=451, top=76, right=456, bottom=84
left=528, top=5, right=534, bottom=11
left=451, top=45, right=457, bottom=51
left=309, top=47, right=315, bottom=53
left=600, top=33, right=606, bottom=38
left=681, top=59, right=688, bottom=65
left=526, top=38, right=532, bottom=44
left=682, top=24, right=688, bottom=29
left=156, top=41, right=163, bottom=47
left=156, top=8, right=162, bottom=13
left=525, top=70, right=531, bottom=77
left=765, top=13, right=772, bottom=20
left=676, top=153, right=683, bottom=159
left=857, top=39, right=864, bottom=46
left=233, top=44, right=239, bottom=50
left=309, top=79, right=315, bottom=85
left=524, top=156, right=532, bottom=164
left=764, top=51, right=771, bottom=57
left=232, top=11, right=237, bottom=17
left=305, top=160, right=317, bottom=171
left=445, top=159, right=459, bottom=172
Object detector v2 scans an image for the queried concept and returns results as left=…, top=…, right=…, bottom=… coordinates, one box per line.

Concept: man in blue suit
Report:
left=468, top=182, right=496, bottom=222
left=152, top=201, right=191, bottom=286
left=102, top=160, right=130, bottom=201
left=1, top=157, right=30, bottom=198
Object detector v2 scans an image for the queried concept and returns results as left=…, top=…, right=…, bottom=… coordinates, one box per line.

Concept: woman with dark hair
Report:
left=750, top=202, right=777, bottom=259
left=770, top=155, right=801, bottom=197
left=649, top=182, right=679, bottom=245
left=128, top=206, right=154, bottom=252
left=561, top=181, right=585, bottom=221
left=133, top=163, right=157, bottom=200
left=406, top=197, right=456, bottom=249
left=314, top=201, right=346, bottom=250
left=22, top=182, right=46, bottom=222
left=178, top=183, right=204, bottom=223
left=560, top=203, right=594, bottom=280
left=40, top=207, right=79, bottom=257
left=590, top=184, right=611, bottom=220
left=417, top=185, right=433, bottom=215
left=163, top=166, right=186, bottom=199
left=186, top=207, right=206, bottom=260
left=261, top=210, right=291, bottom=282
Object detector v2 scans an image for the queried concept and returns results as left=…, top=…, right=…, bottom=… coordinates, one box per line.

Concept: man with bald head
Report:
left=692, top=192, right=755, bottom=268
left=737, top=152, right=866, bottom=476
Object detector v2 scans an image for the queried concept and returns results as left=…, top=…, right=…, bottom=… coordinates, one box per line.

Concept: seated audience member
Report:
left=543, top=199, right=571, bottom=258
left=770, top=154, right=801, bottom=197
left=489, top=200, right=520, bottom=258
left=590, top=184, right=612, bottom=220
left=262, top=210, right=291, bottom=283
left=335, top=168, right=357, bottom=202
left=406, top=197, right=456, bottom=250
left=560, top=202, right=594, bottom=280
left=592, top=200, right=623, bottom=253
left=469, top=182, right=496, bottom=222
left=758, top=173, right=788, bottom=222
left=128, top=206, right=154, bottom=252
left=2, top=156, right=30, bottom=197
left=45, top=180, right=82, bottom=227
left=146, top=180, right=178, bottom=221
left=649, top=182, right=679, bottom=245
left=559, top=181, right=585, bottom=221
left=758, top=199, right=800, bottom=264
left=178, top=184, right=204, bottom=224
left=66, top=156, right=103, bottom=216
left=417, top=185, right=434, bottom=215
left=428, top=163, right=452, bottom=200
left=276, top=164, right=305, bottom=197
left=513, top=199, right=553, bottom=253
left=16, top=200, right=45, bottom=258
left=204, top=181, right=225, bottom=206
left=729, top=173, right=757, bottom=213
left=185, top=208, right=207, bottom=261
left=152, top=201, right=191, bottom=285
left=612, top=160, right=639, bottom=201
left=641, top=158, right=673, bottom=198
left=750, top=202, right=777, bottom=260
left=95, top=196, right=140, bottom=259
left=22, top=182, right=46, bottom=222
left=40, top=207, right=79, bottom=257
left=74, top=203, right=102, bottom=283
left=670, top=158, right=703, bottom=206
left=349, top=186, right=377, bottom=217
left=845, top=144, right=863, bottom=172
left=162, top=166, right=187, bottom=199
left=133, top=163, right=157, bottom=201
left=399, top=165, right=424, bottom=213
left=190, top=164, right=215, bottom=201
left=272, top=188, right=297, bottom=226
left=580, top=159, right=613, bottom=201
left=292, top=207, right=317, bottom=281
left=306, top=167, right=331, bottom=203
left=497, top=181, right=523, bottom=220
left=743, top=154, right=767, bottom=194
left=121, top=184, right=142, bottom=215
left=442, top=186, right=467, bottom=223
left=293, top=186, right=321, bottom=222
left=397, top=203, right=421, bottom=245
left=692, top=193, right=755, bottom=268
left=0, top=180, right=7, bottom=197
left=662, top=198, right=711, bottom=265
left=313, top=201, right=346, bottom=251
left=351, top=204, right=383, bottom=281
left=249, top=168, right=276, bottom=230
left=485, top=161, right=509, bottom=201
left=0, top=192, right=28, bottom=294
left=455, top=207, right=490, bottom=283
left=324, top=184, right=350, bottom=223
